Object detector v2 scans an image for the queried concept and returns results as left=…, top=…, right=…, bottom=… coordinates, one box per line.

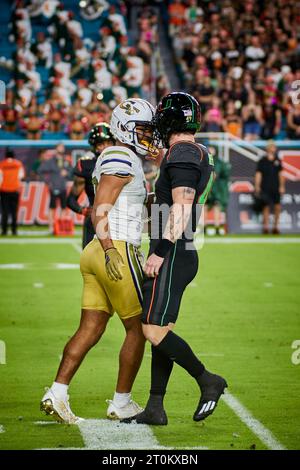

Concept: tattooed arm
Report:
left=144, top=186, right=196, bottom=278
left=163, top=186, right=196, bottom=243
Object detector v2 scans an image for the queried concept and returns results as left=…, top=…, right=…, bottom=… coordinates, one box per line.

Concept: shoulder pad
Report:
left=167, top=142, right=208, bottom=166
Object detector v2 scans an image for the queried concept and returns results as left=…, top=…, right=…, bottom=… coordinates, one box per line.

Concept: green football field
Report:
left=0, top=236, right=300, bottom=451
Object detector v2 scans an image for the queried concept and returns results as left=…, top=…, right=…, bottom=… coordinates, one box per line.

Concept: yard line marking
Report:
left=0, top=238, right=81, bottom=244
left=78, top=419, right=163, bottom=450
left=34, top=421, right=58, bottom=425
left=197, top=353, right=225, bottom=357
left=78, top=419, right=209, bottom=450
left=264, top=282, right=273, bottom=288
left=52, top=263, right=79, bottom=269
left=222, top=392, right=286, bottom=450
left=71, top=243, right=82, bottom=254
left=0, top=425, right=5, bottom=433
left=33, top=282, right=44, bottom=288
left=0, top=263, right=25, bottom=269
left=189, top=282, right=198, bottom=288
left=35, top=419, right=208, bottom=450
left=0, top=263, right=79, bottom=270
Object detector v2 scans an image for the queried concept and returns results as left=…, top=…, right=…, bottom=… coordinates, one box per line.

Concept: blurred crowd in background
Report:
left=0, top=0, right=159, bottom=140
left=168, top=0, right=300, bottom=140
left=0, top=0, right=299, bottom=141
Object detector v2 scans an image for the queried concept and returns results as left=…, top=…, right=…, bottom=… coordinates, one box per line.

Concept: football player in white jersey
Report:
left=40, top=99, right=158, bottom=424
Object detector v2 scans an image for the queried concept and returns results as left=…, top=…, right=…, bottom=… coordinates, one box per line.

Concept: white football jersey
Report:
left=92, top=145, right=147, bottom=246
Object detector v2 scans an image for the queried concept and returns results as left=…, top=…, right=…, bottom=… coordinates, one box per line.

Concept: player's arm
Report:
left=254, top=170, right=262, bottom=195
left=279, top=170, right=285, bottom=195
left=67, top=175, right=91, bottom=215
left=163, top=186, right=195, bottom=242
left=92, top=174, right=132, bottom=281
left=144, top=186, right=195, bottom=278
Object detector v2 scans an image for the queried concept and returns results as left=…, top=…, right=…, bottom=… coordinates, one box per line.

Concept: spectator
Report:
left=22, top=109, right=44, bottom=140
left=203, top=97, right=223, bottom=132
left=37, top=144, right=72, bottom=233
left=261, top=100, right=282, bottom=140
left=222, top=100, right=242, bottom=138
left=0, top=149, right=25, bottom=236
left=254, top=141, right=285, bottom=234
left=286, top=103, right=300, bottom=140
left=242, top=92, right=264, bottom=140
left=205, top=147, right=230, bottom=235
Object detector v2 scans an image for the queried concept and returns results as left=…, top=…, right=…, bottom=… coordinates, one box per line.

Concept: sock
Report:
left=156, top=331, right=205, bottom=379
left=113, top=392, right=131, bottom=407
left=150, top=344, right=174, bottom=398
left=51, top=382, right=68, bottom=398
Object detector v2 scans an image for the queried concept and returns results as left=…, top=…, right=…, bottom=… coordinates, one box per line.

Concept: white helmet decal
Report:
left=110, top=98, right=157, bottom=156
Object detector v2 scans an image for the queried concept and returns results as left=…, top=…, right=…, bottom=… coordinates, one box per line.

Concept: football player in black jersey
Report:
left=67, top=123, right=115, bottom=248
left=124, top=92, right=228, bottom=425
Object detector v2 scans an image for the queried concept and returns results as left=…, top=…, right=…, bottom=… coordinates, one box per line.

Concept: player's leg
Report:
left=262, top=204, right=270, bottom=233
left=0, top=193, right=9, bottom=235
left=59, top=190, right=67, bottom=218
left=40, top=308, right=111, bottom=424
left=41, top=241, right=113, bottom=423
left=105, top=242, right=145, bottom=419
left=273, top=191, right=281, bottom=234
left=10, top=191, right=19, bottom=235
left=125, top=243, right=227, bottom=424
left=55, top=309, right=110, bottom=384
left=273, top=203, right=281, bottom=233
left=117, top=315, right=145, bottom=393
left=123, top=243, right=188, bottom=425
left=48, top=192, right=56, bottom=233
left=106, top=315, right=146, bottom=419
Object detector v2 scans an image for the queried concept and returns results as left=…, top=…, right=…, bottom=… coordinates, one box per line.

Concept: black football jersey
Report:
left=152, top=141, right=214, bottom=243
left=73, top=154, right=97, bottom=206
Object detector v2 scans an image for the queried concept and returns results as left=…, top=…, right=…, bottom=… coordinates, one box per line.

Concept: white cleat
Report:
left=40, top=388, right=84, bottom=424
left=106, top=399, right=144, bottom=420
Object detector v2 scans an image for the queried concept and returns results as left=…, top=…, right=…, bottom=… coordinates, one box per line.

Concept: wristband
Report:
left=154, top=238, right=174, bottom=258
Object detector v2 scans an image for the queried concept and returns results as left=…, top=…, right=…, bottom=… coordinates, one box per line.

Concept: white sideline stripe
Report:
left=0, top=237, right=300, bottom=245
left=0, top=424, right=5, bottom=433
left=222, top=393, right=286, bottom=450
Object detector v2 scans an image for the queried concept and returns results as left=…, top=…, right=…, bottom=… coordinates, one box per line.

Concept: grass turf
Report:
left=0, top=238, right=299, bottom=450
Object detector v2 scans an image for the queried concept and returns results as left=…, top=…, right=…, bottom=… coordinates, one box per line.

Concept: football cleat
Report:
left=193, top=371, right=228, bottom=422
left=121, top=407, right=168, bottom=425
left=40, top=388, right=84, bottom=424
left=106, top=399, right=143, bottom=420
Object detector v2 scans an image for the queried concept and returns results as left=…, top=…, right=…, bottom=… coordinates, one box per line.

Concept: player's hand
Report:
left=81, top=207, right=93, bottom=217
left=144, top=253, right=164, bottom=278
left=105, top=247, right=125, bottom=281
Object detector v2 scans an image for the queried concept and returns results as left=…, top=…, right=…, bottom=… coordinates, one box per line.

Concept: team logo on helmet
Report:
left=110, top=99, right=158, bottom=157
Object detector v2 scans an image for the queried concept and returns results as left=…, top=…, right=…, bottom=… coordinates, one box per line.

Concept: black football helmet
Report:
left=88, top=122, right=114, bottom=149
left=154, top=92, right=201, bottom=147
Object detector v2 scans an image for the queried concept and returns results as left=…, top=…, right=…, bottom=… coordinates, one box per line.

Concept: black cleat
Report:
left=193, top=371, right=228, bottom=422
left=121, top=408, right=168, bottom=425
